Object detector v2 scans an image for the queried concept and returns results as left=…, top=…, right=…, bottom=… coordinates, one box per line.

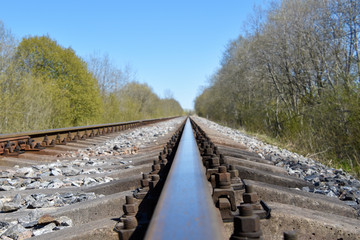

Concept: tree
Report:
left=15, top=36, right=102, bottom=128
left=87, top=52, right=132, bottom=123
left=0, top=23, right=183, bottom=134
left=195, top=0, right=360, bottom=174
left=0, top=21, right=16, bottom=73
left=117, top=82, right=161, bottom=120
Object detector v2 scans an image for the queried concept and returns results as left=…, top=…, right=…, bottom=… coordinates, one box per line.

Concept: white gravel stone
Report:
left=0, top=116, right=185, bottom=230
left=56, top=216, right=73, bottom=227
left=193, top=116, right=360, bottom=215
left=33, top=222, right=56, bottom=236
left=15, top=167, right=35, bottom=178
left=2, top=224, right=26, bottom=239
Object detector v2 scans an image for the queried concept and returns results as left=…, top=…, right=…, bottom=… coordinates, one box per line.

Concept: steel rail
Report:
left=0, top=116, right=179, bottom=156
left=0, top=116, right=177, bottom=139
left=144, top=118, right=225, bottom=240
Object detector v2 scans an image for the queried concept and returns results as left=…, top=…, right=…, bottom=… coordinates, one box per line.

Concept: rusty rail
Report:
left=0, top=117, right=178, bottom=156
left=144, top=118, right=225, bottom=239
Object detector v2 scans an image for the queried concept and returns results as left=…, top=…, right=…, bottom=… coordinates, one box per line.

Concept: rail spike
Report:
left=189, top=117, right=270, bottom=224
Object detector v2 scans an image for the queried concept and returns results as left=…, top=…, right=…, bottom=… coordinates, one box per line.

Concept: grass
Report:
left=233, top=126, right=360, bottom=178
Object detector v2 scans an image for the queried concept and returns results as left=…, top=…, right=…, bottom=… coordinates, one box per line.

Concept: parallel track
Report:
left=0, top=116, right=359, bottom=239
left=0, top=117, right=176, bottom=156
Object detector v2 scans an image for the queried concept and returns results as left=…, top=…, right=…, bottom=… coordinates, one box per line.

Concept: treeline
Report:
left=195, top=0, right=360, bottom=174
left=0, top=21, right=183, bottom=133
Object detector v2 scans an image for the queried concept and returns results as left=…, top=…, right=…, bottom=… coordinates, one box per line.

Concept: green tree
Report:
left=117, top=82, right=161, bottom=120
left=15, top=36, right=102, bottom=128
left=159, top=98, right=183, bottom=117
left=195, top=0, right=360, bottom=175
left=86, top=52, right=131, bottom=123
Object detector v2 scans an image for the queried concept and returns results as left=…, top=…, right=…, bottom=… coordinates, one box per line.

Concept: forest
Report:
left=195, top=0, right=360, bottom=175
left=0, top=22, right=183, bottom=134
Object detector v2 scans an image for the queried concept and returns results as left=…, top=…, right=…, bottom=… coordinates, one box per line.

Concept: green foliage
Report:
left=115, top=82, right=183, bottom=121
left=0, top=22, right=52, bottom=133
left=0, top=66, right=52, bottom=133
left=0, top=22, right=183, bottom=134
left=195, top=0, right=360, bottom=176
left=15, top=36, right=102, bottom=128
left=86, top=53, right=184, bottom=123
left=159, top=98, right=183, bottom=117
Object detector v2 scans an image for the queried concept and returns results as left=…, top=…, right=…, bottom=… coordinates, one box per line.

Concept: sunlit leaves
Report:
left=0, top=22, right=183, bottom=134
left=15, top=36, right=102, bottom=128
left=195, top=0, right=360, bottom=174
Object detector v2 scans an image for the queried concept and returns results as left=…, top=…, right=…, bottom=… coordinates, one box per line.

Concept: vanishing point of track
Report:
left=0, top=116, right=359, bottom=240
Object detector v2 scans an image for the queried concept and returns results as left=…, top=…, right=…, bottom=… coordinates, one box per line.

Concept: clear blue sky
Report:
left=0, top=0, right=268, bottom=110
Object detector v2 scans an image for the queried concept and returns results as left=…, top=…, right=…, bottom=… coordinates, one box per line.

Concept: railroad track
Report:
left=0, top=117, right=176, bottom=158
left=0, top=116, right=359, bottom=239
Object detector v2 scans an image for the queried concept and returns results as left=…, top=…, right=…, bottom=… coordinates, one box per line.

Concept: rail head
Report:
left=0, top=116, right=179, bottom=140
left=0, top=116, right=180, bottom=156
left=144, top=118, right=225, bottom=240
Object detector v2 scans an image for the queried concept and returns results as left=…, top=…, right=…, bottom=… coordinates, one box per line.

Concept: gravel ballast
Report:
left=0, top=117, right=185, bottom=239
left=193, top=116, right=360, bottom=216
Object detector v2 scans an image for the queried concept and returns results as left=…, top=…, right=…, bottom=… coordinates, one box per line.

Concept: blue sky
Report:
left=0, top=0, right=269, bottom=110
